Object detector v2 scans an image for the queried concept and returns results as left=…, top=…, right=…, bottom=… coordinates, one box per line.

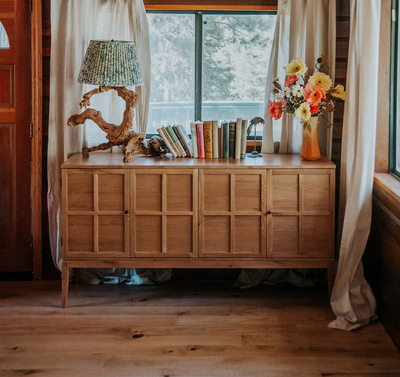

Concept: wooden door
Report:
left=131, top=169, right=198, bottom=258
left=62, top=169, right=130, bottom=258
left=267, top=169, right=335, bottom=259
left=0, top=1, right=31, bottom=271
left=199, top=169, right=267, bottom=258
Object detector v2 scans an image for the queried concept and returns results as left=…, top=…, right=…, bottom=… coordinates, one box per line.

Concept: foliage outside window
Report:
left=391, top=0, right=400, bottom=178
left=146, top=11, right=277, bottom=136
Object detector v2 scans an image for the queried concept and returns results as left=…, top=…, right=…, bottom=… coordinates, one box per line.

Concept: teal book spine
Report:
left=223, top=122, right=229, bottom=159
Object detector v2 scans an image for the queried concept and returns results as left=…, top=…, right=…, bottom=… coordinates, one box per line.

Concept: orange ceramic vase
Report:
left=300, top=117, right=321, bottom=160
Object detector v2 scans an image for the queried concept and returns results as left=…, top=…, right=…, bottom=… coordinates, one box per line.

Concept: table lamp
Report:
left=67, top=40, right=146, bottom=162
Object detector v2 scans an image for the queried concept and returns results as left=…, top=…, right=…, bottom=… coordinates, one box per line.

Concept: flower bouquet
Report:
left=268, top=56, right=345, bottom=160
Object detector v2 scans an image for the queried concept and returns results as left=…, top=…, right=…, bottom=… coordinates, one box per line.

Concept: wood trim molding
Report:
left=31, top=0, right=43, bottom=279
left=145, top=4, right=277, bottom=11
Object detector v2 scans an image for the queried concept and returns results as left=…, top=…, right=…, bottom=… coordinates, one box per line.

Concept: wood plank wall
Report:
left=40, top=0, right=348, bottom=278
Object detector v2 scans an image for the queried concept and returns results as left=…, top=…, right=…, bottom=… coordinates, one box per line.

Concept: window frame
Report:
left=146, top=9, right=277, bottom=137
left=390, top=0, right=400, bottom=178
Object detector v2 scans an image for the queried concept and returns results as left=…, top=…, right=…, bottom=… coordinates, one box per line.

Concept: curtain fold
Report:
left=48, top=0, right=154, bottom=276
left=262, top=0, right=336, bottom=155
left=328, top=0, right=380, bottom=330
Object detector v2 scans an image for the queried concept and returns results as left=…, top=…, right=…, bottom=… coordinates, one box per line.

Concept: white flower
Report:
left=282, top=87, right=290, bottom=97
left=275, top=91, right=284, bottom=99
left=291, top=85, right=304, bottom=98
left=269, top=92, right=276, bottom=102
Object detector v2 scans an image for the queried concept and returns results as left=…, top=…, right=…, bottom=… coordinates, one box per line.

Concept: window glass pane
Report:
left=147, top=13, right=195, bottom=134
left=202, top=14, right=276, bottom=136
left=0, top=21, right=10, bottom=49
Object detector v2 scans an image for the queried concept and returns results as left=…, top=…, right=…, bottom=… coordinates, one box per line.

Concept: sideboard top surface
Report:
left=62, top=153, right=336, bottom=169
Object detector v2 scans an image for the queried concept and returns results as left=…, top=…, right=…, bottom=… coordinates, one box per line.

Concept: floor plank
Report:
left=0, top=278, right=399, bottom=377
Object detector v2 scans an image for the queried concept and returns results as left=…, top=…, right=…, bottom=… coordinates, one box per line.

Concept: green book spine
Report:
left=223, top=122, right=229, bottom=159
left=229, top=121, right=236, bottom=159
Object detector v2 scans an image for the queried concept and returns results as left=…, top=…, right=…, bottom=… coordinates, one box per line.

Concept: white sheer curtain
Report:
left=328, top=0, right=380, bottom=331
left=236, top=0, right=336, bottom=289
left=48, top=0, right=171, bottom=284
left=262, top=0, right=336, bottom=156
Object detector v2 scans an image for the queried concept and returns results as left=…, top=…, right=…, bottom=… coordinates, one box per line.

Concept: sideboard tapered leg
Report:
left=62, top=261, right=70, bottom=308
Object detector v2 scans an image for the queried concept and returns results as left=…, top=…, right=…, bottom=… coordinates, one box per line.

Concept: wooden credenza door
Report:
left=0, top=1, right=31, bottom=271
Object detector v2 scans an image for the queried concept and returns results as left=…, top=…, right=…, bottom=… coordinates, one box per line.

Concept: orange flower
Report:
left=310, top=104, right=319, bottom=114
left=284, top=75, right=297, bottom=87
left=269, top=101, right=282, bottom=120
left=306, top=84, right=326, bottom=106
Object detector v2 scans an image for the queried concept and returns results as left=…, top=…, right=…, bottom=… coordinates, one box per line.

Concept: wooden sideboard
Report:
left=61, top=153, right=336, bottom=307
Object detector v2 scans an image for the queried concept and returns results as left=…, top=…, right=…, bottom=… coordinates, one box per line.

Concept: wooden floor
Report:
left=0, top=275, right=399, bottom=377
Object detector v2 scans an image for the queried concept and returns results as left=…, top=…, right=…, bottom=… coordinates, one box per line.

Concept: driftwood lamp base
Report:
left=67, top=86, right=149, bottom=163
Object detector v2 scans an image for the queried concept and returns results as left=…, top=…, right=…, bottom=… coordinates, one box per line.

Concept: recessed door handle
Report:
left=125, top=211, right=129, bottom=214
left=267, top=211, right=272, bottom=214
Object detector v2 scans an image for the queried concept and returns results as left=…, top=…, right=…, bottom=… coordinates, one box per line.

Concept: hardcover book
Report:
left=235, top=117, right=242, bottom=160
left=223, top=121, right=229, bottom=159
left=229, top=121, right=236, bottom=159
left=204, top=120, right=213, bottom=159
left=240, top=119, right=248, bottom=159
left=176, top=124, right=193, bottom=157
left=190, top=121, right=199, bottom=158
left=167, top=125, right=186, bottom=157
left=212, top=120, right=219, bottom=158
left=157, top=128, right=177, bottom=157
left=161, top=126, right=181, bottom=157
left=196, top=121, right=205, bottom=159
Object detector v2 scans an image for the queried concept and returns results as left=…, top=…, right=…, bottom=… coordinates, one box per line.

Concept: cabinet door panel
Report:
left=200, top=170, right=266, bottom=258
left=63, top=169, right=129, bottom=258
left=268, top=169, right=334, bottom=259
left=132, top=169, right=198, bottom=257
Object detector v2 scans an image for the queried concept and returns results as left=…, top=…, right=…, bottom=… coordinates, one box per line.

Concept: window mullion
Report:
left=195, top=11, right=203, bottom=121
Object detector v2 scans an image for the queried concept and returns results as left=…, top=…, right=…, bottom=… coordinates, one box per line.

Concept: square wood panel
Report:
left=98, top=216, right=125, bottom=253
left=301, top=215, right=332, bottom=257
left=272, top=174, right=299, bottom=212
left=203, top=216, right=230, bottom=254
left=135, top=215, right=162, bottom=254
left=98, top=174, right=125, bottom=212
left=302, top=174, right=330, bottom=213
left=271, top=216, right=299, bottom=257
left=234, top=174, right=261, bottom=212
left=0, top=65, right=14, bottom=108
left=234, top=216, right=261, bottom=254
left=166, top=215, right=193, bottom=254
left=135, top=174, right=162, bottom=212
left=203, top=174, right=230, bottom=212
left=67, top=216, right=94, bottom=253
left=67, top=174, right=94, bottom=211
left=166, top=174, right=192, bottom=212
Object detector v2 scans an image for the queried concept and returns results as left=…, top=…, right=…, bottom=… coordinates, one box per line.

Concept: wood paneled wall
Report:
left=39, top=0, right=348, bottom=278
left=364, top=176, right=400, bottom=350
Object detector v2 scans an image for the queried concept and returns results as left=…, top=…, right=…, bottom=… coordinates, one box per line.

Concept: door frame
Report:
left=32, top=0, right=42, bottom=279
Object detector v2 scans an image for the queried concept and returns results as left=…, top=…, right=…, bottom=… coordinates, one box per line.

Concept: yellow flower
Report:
left=308, top=72, right=332, bottom=92
left=285, top=58, right=307, bottom=76
left=295, top=102, right=311, bottom=121
left=333, top=84, right=346, bottom=101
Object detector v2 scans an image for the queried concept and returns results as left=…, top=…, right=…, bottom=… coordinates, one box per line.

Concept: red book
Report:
left=196, top=122, right=205, bottom=159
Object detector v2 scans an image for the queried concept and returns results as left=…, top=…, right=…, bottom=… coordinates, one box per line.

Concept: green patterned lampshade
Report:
left=77, top=40, right=143, bottom=87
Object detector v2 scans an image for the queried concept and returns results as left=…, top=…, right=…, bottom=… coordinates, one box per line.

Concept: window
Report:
left=0, top=21, right=10, bottom=49
left=391, top=1, right=400, bottom=178
left=147, top=11, right=277, bottom=136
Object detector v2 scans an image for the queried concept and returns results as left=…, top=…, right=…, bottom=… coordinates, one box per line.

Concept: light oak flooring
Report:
left=0, top=274, right=399, bottom=377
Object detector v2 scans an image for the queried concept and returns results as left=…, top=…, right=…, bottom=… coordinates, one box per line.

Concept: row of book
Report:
left=156, top=118, right=249, bottom=159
